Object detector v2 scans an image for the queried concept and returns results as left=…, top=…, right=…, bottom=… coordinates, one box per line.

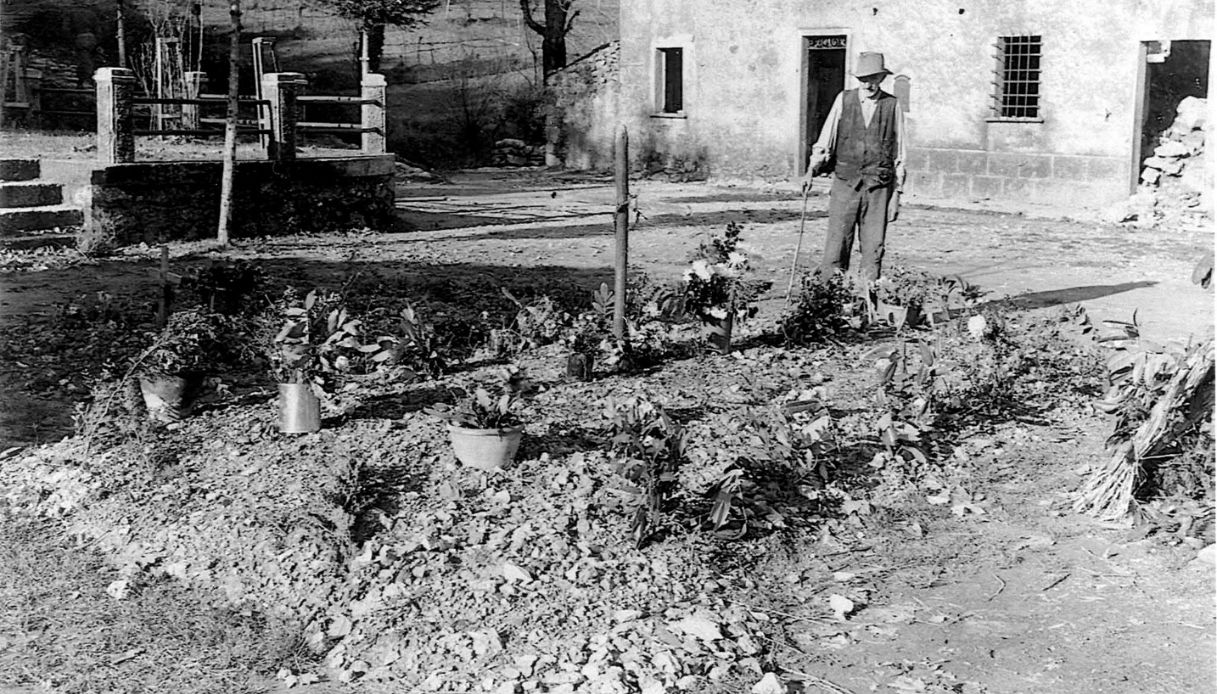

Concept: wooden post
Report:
left=613, top=125, right=629, bottom=340
left=182, top=70, right=205, bottom=130
left=95, top=67, right=136, bottom=164
left=361, top=72, right=386, bottom=155
left=157, top=245, right=170, bottom=328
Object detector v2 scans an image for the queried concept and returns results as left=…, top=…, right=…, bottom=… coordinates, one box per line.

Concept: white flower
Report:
left=691, top=260, right=713, bottom=281
left=967, top=315, right=987, bottom=340
left=727, top=251, right=748, bottom=267
left=708, top=306, right=728, bottom=320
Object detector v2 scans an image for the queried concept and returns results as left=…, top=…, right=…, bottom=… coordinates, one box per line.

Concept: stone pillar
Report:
left=25, top=68, right=43, bottom=127
left=182, top=71, right=206, bottom=131
left=361, top=73, right=386, bottom=155
left=95, top=67, right=135, bottom=164
left=261, top=72, right=305, bottom=161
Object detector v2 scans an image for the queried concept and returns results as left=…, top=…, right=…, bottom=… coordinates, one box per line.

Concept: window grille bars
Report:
left=994, top=35, right=1041, bottom=119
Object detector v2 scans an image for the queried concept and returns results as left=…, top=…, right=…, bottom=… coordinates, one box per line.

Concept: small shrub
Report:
left=867, top=340, right=944, bottom=489
left=601, top=396, right=685, bottom=548
left=426, top=366, right=529, bottom=429
left=364, top=305, right=448, bottom=378
left=779, top=271, right=859, bottom=343
left=179, top=261, right=266, bottom=316
left=264, top=288, right=379, bottom=389
left=496, top=289, right=570, bottom=353
left=140, top=307, right=242, bottom=377
left=678, top=221, right=765, bottom=325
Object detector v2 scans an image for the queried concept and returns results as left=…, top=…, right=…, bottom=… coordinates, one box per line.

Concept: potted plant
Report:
left=680, top=221, right=764, bottom=353
left=135, top=307, right=232, bottom=423
left=870, top=267, right=937, bottom=329
left=561, top=284, right=613, bottom=381
left=426, top=368, right=528, bottom=471
left=268, top=289, right=367, bottom=434
left=925, top=274, right=983, bottom=326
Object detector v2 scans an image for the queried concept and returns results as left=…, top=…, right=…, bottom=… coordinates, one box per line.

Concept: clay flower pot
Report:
left=448, top=423, right=524, bottom=471
left=278, top=382, right=321, bottom=434
left=706, top=313, right=734, bottom=354
left=138, top=372, right=203, bottom=423
left=565, top=352, right=595, bottom=381
left=877, top=301, right=922, bottom=329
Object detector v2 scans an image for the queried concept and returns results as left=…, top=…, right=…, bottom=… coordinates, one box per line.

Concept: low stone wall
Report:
left=905, top=147, right=1131, bottom=207
left=83, top=155, right=396, bottom=250
left=548, top=41, right=620, bottom=171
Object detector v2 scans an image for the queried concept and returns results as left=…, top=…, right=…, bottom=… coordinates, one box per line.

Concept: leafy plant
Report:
left=561, top=284, right=613, bottom=354
left=496, top=289, right=570, bottom=354
left=868, top=340, right=943, bottom=484
left=602, top=396, right=685, bottom=548
left=870, top=266, right=939, bottom=309
left=939, top=305, right=1103, bottom=419
left=678, top=221, right=765, bottom=324
left=268, top=289, right=370, bottom=387
left=140, top=307, right=238, bottom=377
left=426, top=367, right=528, bottom=429
left=779, top=270, right=862, bottom=343
left=364, top=305, right=448, bottom=378
left=179, top=261, right=266, bottom=316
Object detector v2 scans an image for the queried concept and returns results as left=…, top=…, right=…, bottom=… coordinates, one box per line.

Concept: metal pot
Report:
left=278, top=383, right=321, bottom=433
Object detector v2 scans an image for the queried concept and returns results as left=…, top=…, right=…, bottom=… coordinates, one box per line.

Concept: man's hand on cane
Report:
left=802, top=152, right=829, bottom=193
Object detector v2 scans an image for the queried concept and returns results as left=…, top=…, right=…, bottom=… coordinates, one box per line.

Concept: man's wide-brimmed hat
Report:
left=853, top=52, right=891, bottom=78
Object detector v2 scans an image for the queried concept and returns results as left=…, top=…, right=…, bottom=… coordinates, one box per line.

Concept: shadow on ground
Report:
left=394, top=207, right=824, bottom=238
left=997, top=281, right=1158, bottom=310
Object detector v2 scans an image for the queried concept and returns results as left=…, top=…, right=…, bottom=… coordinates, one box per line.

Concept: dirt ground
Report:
left=2, top=166, right=1212, bottom=451
left=0, top=167, right=1214, bottom=693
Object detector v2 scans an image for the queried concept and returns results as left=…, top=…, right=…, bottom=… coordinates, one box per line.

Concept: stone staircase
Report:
left=0, top=159, right=83, bottom=249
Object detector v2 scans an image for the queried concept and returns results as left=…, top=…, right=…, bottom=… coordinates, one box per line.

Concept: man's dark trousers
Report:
left=819, top=176, right=893, bottom=281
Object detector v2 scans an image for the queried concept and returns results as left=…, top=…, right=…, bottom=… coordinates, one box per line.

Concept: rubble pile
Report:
left=395, top=157, right=449, bottom=183
left=493, top=139, right=546, bottom=168
left=1119, top=96, right=1209, bottom=227
left=321, top=450, right=794, bottom=692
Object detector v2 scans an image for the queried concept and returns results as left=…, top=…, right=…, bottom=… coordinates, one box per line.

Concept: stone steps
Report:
left=0, top=159, right=40, bottom=182
left=0, top=205, right=84, bottom=236
left=0, top=158, right=82, bottom=247
left=0, top=182, right=64, bottom=208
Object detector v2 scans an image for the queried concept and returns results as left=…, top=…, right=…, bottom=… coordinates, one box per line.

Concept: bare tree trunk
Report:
left=116, top=0, right=127, bottom=67
left=217, top=0, right=241, bottom=246
left=519, top=0, right=578, bottom=76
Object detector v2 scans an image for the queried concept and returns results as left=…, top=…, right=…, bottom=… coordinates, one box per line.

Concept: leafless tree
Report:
left=518, top=0, right=578, bottom=77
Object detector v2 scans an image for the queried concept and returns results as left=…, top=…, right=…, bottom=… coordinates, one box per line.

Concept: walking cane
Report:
left=785, top=180, right=812, bottom=305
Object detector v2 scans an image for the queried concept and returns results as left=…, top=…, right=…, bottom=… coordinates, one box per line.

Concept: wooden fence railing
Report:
left=94, top=67, right=387, bottom=164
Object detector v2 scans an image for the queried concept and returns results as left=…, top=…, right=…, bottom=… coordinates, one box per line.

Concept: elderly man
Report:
left=802, top=52, right=907, bottom=281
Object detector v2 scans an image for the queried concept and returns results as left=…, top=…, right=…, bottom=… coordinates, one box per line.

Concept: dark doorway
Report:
left=1133, top=40, right=1210, bottom=191
left=802, top=35, right=846, bottom=174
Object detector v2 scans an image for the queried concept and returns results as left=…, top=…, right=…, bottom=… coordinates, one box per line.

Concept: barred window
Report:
left=994, top=35, right=1042, bottom=119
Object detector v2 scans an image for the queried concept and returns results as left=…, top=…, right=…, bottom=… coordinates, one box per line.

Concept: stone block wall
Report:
left=83, top=156, right=396, bottom=250
left=548, top=42, right=621, bottom=171
left=905, top=148, right=1130, bottom=205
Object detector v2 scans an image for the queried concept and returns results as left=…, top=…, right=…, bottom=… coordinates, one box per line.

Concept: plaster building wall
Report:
left=615, top=0, right=1213, bottom=205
